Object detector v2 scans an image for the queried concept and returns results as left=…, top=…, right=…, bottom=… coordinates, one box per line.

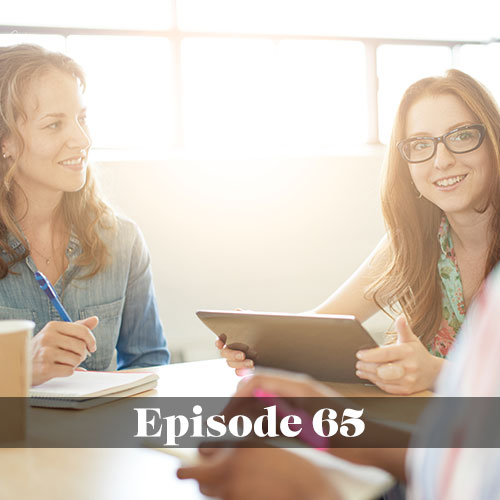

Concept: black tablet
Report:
left=197, top=310, right=380, bottom=383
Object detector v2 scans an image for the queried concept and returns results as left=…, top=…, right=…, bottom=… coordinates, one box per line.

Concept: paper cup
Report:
left=0, top=320, right=34, bottom=396
left=0, top=320, right=34, bottom=444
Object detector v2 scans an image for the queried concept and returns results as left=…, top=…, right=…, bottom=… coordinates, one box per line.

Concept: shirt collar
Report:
left=66, top=231, right=81, bottom=258
left=7, top=231, right=24, bottom=252
left=5, top=229, right=81, bottom=254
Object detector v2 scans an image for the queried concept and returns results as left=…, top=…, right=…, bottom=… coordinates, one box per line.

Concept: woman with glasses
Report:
left=182, top=259, right=500, bottom=498
left=0, top=44, right=169, bottom=385
left=218, top=69, right=500, bottom=395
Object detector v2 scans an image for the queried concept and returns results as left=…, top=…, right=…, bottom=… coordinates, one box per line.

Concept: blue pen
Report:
left=34, top=271, right=72, bottom=321
left=34, top=271, right=91, bottom=359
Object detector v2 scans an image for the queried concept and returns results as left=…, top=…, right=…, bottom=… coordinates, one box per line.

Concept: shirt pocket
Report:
left=0, top=306, right=39, bottom=334
left=78, top=298, right=125, bottom=371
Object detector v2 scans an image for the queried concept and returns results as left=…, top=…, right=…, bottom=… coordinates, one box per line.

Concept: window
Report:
left=182, top=39, right=366, bottom=150
left=2, top=0, right=172, bottom=30
left=458, top=44, right=500, bottom=108
left=182, top=38, right=275, bottom=149
left=2, top=1, right=500, bottom=154
left=0, top=34, right=65, bottom=52
left=68, top=36, right=173, bottom=150
left=377, top=45, right=453, bottom=143
left=274, top=41, right=366, bottom=149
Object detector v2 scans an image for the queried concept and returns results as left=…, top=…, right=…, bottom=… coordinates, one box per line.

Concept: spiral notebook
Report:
left=29, top=370, right=158, bottom=409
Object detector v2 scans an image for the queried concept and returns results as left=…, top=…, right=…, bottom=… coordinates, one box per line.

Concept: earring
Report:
left=1, top=153, right=7, bottom=159
left=410, top=180, right=423, bottom=199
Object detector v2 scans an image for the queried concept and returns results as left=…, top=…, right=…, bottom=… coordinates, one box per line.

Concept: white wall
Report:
left=96, top=149, right=391, bottom=362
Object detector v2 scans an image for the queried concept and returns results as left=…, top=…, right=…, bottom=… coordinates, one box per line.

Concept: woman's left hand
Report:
left=355, top=315, right=445, bottom=395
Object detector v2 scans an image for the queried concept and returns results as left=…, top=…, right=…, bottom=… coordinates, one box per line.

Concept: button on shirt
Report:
left=0, top=216, right=169, bottom=371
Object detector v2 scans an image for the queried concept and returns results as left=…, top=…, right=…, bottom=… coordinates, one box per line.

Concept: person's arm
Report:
left=312, top=235, right=389, bottom=320
left=218, top=236, right=389, bottom=374
left=316, top=239, right=446, bottom=395
left=116, top=225, right=170, bottom=369
left=178, top=374, right=414, bottom=500
left=232, top=372, right=409, bottom=480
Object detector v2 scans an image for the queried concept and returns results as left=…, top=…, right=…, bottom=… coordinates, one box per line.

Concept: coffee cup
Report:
left=0, top=320, right=34, bottom=443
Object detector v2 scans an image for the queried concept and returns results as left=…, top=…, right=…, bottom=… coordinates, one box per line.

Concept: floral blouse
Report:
left=428, top=216, right=467, bottom=358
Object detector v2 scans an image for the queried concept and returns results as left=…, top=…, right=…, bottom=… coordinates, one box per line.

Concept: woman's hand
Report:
left=215, top=338, right=254, bottom=376
left=30, top=316, right=98, bottom=386
left=178, top=447, right=338, bottom=500
left=355, top=315, right=445, bottom=395
left=228, top=372, right=385, bottom=468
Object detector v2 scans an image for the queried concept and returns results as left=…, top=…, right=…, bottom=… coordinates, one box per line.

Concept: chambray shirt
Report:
left=0, top=216, right=169, bottom=370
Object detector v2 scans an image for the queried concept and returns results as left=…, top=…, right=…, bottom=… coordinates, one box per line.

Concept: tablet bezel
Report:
left=196, top=310, right=379, bottom=383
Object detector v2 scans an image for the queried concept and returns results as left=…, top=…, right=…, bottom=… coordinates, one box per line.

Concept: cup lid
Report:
left=0, top=320, right=35, bottom=335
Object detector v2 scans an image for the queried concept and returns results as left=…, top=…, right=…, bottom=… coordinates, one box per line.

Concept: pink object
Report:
left=253, top=388, right=329, bottom=450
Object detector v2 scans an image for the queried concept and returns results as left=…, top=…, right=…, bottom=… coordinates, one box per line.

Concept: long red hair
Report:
left=368, top=69, right=500, bottom=344
left=0, top=44, right=115, bottom=279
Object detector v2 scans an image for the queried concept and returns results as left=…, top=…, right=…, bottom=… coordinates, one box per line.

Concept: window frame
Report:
left=0, top=17, right=491, bottom=151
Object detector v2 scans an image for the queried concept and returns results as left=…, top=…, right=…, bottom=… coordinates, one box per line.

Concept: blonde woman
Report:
left=218, top=69, right=500, bottom=395
left=0, top=44, right=169, bottom=386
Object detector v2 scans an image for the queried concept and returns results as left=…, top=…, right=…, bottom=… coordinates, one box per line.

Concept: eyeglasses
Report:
left=397, top=124, right=486, bottom=163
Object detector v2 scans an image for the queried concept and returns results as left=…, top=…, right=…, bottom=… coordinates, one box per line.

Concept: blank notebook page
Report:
left=29, top=371, right=156, bottom=398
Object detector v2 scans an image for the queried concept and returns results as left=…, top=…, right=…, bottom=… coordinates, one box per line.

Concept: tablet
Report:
left=196, top=310, right=380, bottom=383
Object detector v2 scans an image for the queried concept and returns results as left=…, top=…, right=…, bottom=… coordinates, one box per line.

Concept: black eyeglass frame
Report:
left=397, top=124, right=486, bottom=164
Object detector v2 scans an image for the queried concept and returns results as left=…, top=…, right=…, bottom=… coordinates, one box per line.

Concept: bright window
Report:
left=377, top=45, right=452, bottom=143
left=274, top=40, right=366, bottom=149
left=182, top=38, right=366, bottom=151
left=67, top=36, right=173, bottom=150
left=3, top=0, right=172, bottom=29
left=0, top=34, right=65, bottom=52
left=182, top=38, right=276, bottom=149
left=458, top=44, right=500, bottom=108
left=2, top=1, right=500, bottom=153
left=177, top=0, right=500, bottom=40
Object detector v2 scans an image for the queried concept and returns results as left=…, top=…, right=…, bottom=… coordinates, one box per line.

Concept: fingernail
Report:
left=245, top=360, right=254, bottom=367
left=355, top=362, right=360, bottom=369
left=356, top=351, right=365, bottom=360
left=237, top=353, right=244, bottom=360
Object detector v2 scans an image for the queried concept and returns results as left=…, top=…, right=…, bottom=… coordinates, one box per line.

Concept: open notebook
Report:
left=29, top=371, right=158, bottom=409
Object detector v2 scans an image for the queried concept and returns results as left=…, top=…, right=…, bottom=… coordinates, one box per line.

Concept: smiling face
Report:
left=405, top=93, right=492, bottom=218
left=4, top=68, right=91, bottom=201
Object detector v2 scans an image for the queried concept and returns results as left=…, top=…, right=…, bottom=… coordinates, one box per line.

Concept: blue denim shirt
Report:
left=0, top=216, right=169, bottom=370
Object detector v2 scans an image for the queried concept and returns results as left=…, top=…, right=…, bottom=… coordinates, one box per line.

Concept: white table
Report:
left=0, top=359, right=407, bottom=500
left=0, top=359, right=239, bottom=500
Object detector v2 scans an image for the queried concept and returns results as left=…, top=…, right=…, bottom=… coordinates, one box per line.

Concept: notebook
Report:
left=29, top=370, right=158, bottom=409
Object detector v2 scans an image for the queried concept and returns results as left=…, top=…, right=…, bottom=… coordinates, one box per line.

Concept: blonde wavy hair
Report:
left=368, top=69, right=500, bottom=345
left=0, top=44, right=115, bottom=279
